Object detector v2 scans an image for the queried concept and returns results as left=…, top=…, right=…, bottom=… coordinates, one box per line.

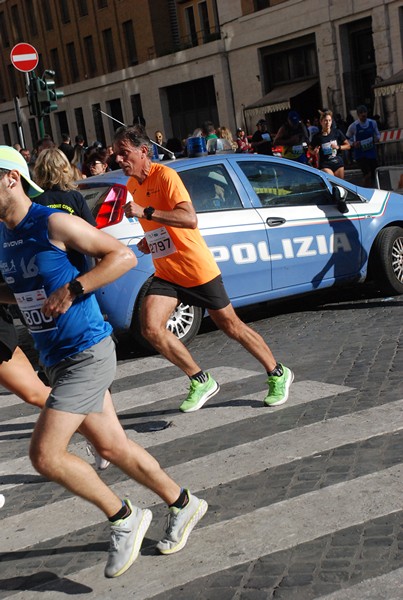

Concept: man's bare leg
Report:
left=208, top=304, right=277, bottom=371
left=29, top=390, right=180, bottom=515
left=0, top=346, right=50, bottom=408
left=141, top=294, right=202, bottom=376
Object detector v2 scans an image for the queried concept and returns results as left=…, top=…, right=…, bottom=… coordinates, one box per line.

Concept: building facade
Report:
left=0, top=0, right=402, bottom=150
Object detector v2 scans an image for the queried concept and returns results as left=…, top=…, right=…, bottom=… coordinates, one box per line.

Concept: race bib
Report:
left=145, top=227, right=177, bottom=259
left=291, top=144, right=303, bottom=155
left=14, top=288, right=57, bottom=333
left=360, top=137, right=374, bottom=151
left=322, top=141, right=336, bottom=157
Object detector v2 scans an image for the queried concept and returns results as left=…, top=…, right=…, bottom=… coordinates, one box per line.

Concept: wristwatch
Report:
left=68, top=279, right=85, bottom=297
left=143, top=206, right=155, bottom=220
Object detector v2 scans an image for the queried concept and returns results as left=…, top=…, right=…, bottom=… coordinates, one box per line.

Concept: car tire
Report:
left=130, top=277, right=203, bottom=351
left=371, top=226, right=403, bottom=295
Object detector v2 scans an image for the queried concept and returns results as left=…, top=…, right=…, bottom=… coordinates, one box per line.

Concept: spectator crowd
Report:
left=12, top=102, right=382, bottom=191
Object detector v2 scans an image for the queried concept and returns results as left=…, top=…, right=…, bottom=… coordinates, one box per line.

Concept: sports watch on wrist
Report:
left=143, top=206, right=155, bottom=220
left=68, top=279, right=85, bottom=297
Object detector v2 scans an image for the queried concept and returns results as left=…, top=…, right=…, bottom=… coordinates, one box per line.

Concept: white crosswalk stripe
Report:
left=0, top=356, right=402, bottom=599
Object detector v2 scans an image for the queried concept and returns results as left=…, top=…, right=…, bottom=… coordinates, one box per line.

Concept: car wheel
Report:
left=130, top=277, right=203, bottom=351
left=371, top=226, right=403, bottom=294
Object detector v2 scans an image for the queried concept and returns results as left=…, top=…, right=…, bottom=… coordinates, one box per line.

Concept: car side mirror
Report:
left=332, top=185, right=348, bottom=214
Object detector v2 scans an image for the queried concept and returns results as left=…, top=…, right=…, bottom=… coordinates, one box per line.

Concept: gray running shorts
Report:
left=44, top=336, right=116, bottom=414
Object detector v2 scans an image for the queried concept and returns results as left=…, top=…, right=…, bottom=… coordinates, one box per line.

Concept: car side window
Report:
left=179, top=165, right=243, bottom=212
left=237, top=161, right=332, bottom=207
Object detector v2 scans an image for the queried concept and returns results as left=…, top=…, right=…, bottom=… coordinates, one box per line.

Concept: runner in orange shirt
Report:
left=113, top=125, right=293, bottom=412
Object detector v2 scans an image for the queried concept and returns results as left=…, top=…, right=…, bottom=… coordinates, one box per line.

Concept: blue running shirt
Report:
left=0, top=203, right=112, bottom=366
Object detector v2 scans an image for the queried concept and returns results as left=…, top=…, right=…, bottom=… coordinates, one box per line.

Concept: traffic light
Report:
left=26, top=71, right=64, bottom=126
left=27, top=77, right=40, bottom=117
left=37, top=71, right=64, bottom=115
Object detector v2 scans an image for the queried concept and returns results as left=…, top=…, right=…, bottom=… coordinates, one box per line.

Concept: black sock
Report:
left=109, top=500, right=131, bottom=523
left=190, top=371, right=208, bottom=384
left=267, top=363, right=283, bottom=377
left=169, top=488, right=189, bottom=510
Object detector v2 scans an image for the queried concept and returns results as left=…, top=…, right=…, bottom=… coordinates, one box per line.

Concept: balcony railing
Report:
left=148, top=26, right=221, bottom=60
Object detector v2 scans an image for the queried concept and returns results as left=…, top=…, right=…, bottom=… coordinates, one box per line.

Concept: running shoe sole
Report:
left=107, top=508, right=152, bottom=578
left=180, top=381, right=220, bottom=413
left=158, top=499, right=208, bottom=555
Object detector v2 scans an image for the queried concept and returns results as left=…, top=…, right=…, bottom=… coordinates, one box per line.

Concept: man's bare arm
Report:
left=42, top=212, right=137, bottom=318
left=124, top=200, right=197, bottom=229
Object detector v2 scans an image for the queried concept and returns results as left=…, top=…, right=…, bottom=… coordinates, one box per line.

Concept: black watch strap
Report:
left=143, top=206, right=155, bottom=220
left=68, top=279, right=85, bottom=297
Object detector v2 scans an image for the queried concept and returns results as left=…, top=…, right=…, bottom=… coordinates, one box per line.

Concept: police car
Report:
left=78, top=154, right=403, bottom=347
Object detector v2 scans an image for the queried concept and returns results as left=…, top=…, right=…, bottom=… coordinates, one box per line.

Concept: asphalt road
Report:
left=0, top=283, right=402, bottom=599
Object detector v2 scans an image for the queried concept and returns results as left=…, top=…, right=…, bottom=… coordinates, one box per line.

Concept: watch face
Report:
left=69, top=279, right=84, bottom=296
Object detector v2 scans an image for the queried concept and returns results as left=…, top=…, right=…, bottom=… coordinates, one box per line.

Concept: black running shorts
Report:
left=0, top=306, right=18, bottom=363
left=146, top=275, right=231, bottom=310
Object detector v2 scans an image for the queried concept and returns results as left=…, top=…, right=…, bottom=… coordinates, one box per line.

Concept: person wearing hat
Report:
left=235, top=127, right=252, bottom=153
left=346, top=104, right=380, bottom=187
left=273, top=110, right=310, bottom=163
left=251, top=119, right=273, bottom=155
left=0, top=145, right=207, bottom=578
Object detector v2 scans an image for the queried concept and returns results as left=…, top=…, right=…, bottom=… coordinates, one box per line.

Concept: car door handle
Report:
left=266, top=217, right=286, bottom=227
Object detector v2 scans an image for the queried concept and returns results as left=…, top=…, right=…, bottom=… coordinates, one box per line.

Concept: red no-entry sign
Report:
left=10, top=43, right=39, bottom=73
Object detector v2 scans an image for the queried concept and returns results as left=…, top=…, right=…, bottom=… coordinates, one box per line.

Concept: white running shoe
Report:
left=105, top=500, right=152, bottom=578
left=0, top=494, right=5, bottom=508
left=86, top=442, right=110, bottom=470
left=157, top=490, right=208, bottom=554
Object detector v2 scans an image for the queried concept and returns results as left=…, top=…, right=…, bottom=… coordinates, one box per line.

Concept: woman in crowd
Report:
left=85, top=150, right=109, bottom=177
left=34, top=147, right=95, bottom=224
left=309, top=109, right=351, bottom=179
left=235, top=127, right=252, bottom=153
left=217, top=126, right=237, bottom=152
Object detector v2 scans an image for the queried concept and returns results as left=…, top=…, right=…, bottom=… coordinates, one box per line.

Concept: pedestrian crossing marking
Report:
left=0, top=378, right=353, bottom=491
left=1, top=397, right=402, bottom=555
left=9, top=464, right=402, bottom=599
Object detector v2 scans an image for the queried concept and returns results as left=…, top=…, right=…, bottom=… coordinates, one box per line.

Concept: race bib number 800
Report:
left=14, top=289, right=57, bottom=333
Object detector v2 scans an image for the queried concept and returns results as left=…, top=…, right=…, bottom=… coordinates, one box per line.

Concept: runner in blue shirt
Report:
left=0, top=146, right=207, bottom=578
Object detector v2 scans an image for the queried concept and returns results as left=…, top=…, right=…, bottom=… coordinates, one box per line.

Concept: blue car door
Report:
left=178, top=161, right=272, bottom=303
left=236, top=159, right=363, bottom=293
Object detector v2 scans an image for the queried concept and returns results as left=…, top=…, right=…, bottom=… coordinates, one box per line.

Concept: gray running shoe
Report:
left=157, top=490, right=208, bottom=555
left=86, top=441, right=110, bottom=470
left=104, top=499, right=152, bottom=578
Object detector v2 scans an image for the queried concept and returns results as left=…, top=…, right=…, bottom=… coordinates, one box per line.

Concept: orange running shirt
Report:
left=130, top=162, right=220, bottom=287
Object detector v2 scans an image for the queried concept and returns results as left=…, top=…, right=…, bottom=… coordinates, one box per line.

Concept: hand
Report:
left=41, top=284, right=74, bottom=318
left=124, top=201, right=144, bottom=220
left=137, top=237, right=150, bottom=254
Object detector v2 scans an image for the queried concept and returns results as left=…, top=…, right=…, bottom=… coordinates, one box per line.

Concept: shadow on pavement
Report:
left=15, top=283, right=401, bottom=364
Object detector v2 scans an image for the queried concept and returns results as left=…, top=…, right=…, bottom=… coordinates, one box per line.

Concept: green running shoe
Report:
left=264, top=364, right=294, bottom=406
left=157, top=490, right=208, bottom=555
left=179, top=373, right=220, bottom=412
